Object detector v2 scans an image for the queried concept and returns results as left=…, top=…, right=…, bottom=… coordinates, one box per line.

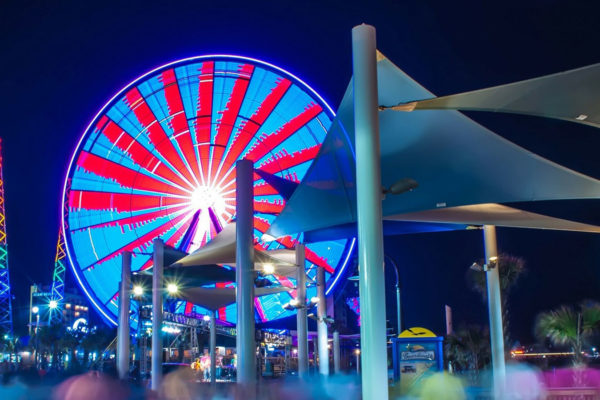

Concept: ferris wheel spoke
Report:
left=254, top=199, right=285, bottom=215
left=124, top=88, right=197, bottom=187
left=76, top=151, right=190, bottom=196
left=209, top=64, right=255, bottom=184
left=244, top=103, right=323, bottom=163
left=258, top=145, right=321, bottom=175
left=71, top=204, right=189, bottom=232
left=68, top=190, right=185, bottom=213
left=98, top=116, right=192, bottom=189
left=254, top=298, right=267, bottom=322
left=161, top=69, right=202, bottom=186
left=194, top=61, right=215, bottom=183
left=82, top=210, right=190, bottom=271
left=104, top=290, right=119, bottom=307
left=216, top=77, right=292, bottom=182
left=214, top=101, right=320, bottom=185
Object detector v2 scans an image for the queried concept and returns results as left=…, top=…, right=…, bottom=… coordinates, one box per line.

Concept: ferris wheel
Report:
left=63, top=55, right=354, bottom=325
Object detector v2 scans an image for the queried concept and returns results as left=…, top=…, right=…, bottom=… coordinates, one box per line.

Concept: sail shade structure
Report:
left=382, top=63, right=600, bottom=129
left=266, top=55, right=600, bottom=239
left=134, top=264, right=236, bottom=288
left=172, top=222, right=296, bottom=268
left=175, top=286, right=292, bottom=311
left=387, top=203, right=600, bottom=233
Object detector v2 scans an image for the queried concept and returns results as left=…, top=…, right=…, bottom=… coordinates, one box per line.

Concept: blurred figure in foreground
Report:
left=52, top=371, right=129, bottom=400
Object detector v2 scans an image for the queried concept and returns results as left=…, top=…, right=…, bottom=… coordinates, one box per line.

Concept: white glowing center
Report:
left=191, top=186, right=220, bottom=210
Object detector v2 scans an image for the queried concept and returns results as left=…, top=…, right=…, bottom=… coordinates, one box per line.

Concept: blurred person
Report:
left=503, top=363, right=545, bottom=400
left=52, top=371, right=129, bottom=400
left=412, top=372, right=466, bottom=400
left=158, top=367, right=196, bottom=400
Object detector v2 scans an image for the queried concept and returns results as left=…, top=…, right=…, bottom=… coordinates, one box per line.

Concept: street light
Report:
left=32, top=306, right=39, bottom=314
left=262, top=263, right=275, bottom=275
left=49, top=300, right=58, bottom=309
left=166, top=283, right=178, bottom=294
left=133, top=285, right=144, bottom=297
left=348, top=254, right=403, bottom=334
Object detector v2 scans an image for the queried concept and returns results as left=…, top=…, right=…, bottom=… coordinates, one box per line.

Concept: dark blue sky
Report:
left=1, top=0, right=599, bottom=341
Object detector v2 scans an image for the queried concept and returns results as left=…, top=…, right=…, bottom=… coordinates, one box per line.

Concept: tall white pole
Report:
left=295, top=244, right=308, bottom=378
left=483, top=225, right=505, bottom=397
left=117, top=251, right=131, bottom=380
left=151, top=238, right=164, bottom=390
left=236, top=159, right=256, bottom=384
left=352, top=24, right=388, bottom=400
left=210, top=310, right=217, bottom=384
left=333, top=331, right=340, bottom=374
left=316, top=266, right=329, bottom=376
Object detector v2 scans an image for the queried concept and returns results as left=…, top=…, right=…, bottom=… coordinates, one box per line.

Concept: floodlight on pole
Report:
left=382, top=178, right=418, bottom=196
left=262, top=263, right=275, bottom=275
left=133, top=285, right=144, bottom=297
left=166, top=283, right=178, bottom=294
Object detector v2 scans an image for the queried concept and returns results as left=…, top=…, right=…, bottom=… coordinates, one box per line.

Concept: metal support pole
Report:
left=333, top=331, right=340, bottom=374
left=295, top=244, right=308, bottom=378
left=210, top=310, right=217, bottom=384
left=312, top=336, right=318, bottom=371
left=151, top=238, right=164, bottom=390
left=316, top=266, right=329, bottom=376
left=236, top=159, right=256, bottom=384
left=483, top=225, right=505, bottom=397
left=385, top=255, right=402, bottom=335
left=117, top=251, right=132, bottom=380
left=352, top=24, right=388, bottom=400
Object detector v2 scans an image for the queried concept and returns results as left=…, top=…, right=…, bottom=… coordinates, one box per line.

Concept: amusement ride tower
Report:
left=0, top=139, right=14, bottom=334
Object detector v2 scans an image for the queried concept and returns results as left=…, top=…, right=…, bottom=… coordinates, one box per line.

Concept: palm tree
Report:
left=445, top=325, right=491, bottom=383
left=535, top=301, right=600, bottom=366
left=468, top=253, right=525, bottom=347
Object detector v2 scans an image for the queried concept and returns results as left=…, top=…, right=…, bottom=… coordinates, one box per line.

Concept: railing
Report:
left=467, top=388, right=600, bottom=400
left=545, top=388, right=600, bottom=400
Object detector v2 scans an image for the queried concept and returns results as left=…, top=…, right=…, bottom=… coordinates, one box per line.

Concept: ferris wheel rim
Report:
left=61, top=54, right=347, bottom=325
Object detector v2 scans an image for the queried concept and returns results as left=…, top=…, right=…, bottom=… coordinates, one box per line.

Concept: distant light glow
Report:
left=203, top=314, right=211, bottom=321
left=49, top=300, right=58, bottom=309
left=31, top=306, right=39, bottom=314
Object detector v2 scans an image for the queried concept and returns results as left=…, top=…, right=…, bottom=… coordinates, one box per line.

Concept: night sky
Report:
left=1, top=0, right=599, bottom=343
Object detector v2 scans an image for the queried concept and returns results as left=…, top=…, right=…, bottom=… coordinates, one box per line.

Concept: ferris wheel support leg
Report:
left=210, top=309, right=217, bottom=384
left=236, top=159, right=256, bottom=384
left=317, top=266, right=329, bottom=376
left=151, top=239, right=164, bottom=391
left=295, top=244, right=308, bottom=378
left=352, top=24, right=389, bottom=400
left=117, top=251, right=132, bottom=380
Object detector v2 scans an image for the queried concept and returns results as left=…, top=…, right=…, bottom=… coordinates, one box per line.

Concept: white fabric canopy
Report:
left=175, top=286, right=292, bottom=311
left=172, top=222, right=296, bottom=268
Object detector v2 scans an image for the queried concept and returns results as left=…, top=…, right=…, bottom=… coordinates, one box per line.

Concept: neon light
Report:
left=0, top=139, right=13, bottom=333
left=62, top=55, right=348, bottom=326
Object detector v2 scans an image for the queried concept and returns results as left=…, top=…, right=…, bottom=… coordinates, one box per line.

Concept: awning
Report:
left=266, top=54, right=600, bottom=239
left=172, top=222, right=296, bottom=267
left=382, top=63, right=600, bottom=129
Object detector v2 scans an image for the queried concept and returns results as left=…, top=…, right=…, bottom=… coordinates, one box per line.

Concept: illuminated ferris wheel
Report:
left=63, top=55, right=354, bottom=325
